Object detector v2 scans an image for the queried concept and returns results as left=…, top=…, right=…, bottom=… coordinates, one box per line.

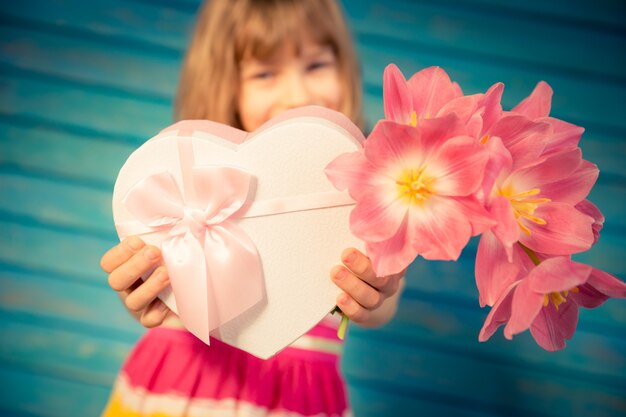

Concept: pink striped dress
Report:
left=101, top=315, right=350, bottom=417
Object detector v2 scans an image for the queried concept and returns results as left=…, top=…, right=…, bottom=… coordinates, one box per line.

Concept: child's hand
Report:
left=331, top=248, right=404, bottom=328
left=100, top=236, right=175, bottom=328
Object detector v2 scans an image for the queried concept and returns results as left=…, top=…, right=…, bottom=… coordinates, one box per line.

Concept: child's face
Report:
left=237, top=40, right=342, bottom=132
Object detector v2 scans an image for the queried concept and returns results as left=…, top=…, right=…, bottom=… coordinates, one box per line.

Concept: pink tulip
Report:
left=383, top=64, right=462, bottom=125
left=476, top=142, right=598, bottom=305
left=511, top=81, right=585, bottom=156
left=326, top=114, right=494, bottom=276
left=479, top=250, right=626, bottom=351
left=383, top=64, right=503, bottom=141
left=575, top=199, right=604, bottom=244
left=479, top=128, right=597, bottom=258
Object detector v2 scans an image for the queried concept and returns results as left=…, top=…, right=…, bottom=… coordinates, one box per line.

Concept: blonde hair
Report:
left=174, top=0, right=364, bottom=130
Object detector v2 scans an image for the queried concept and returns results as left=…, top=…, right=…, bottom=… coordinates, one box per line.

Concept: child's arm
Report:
left=100, top=236, right=175, bottom=328
left=331, top=248, right=405, bottom=328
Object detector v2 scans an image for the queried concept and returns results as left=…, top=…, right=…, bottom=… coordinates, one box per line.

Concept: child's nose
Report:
left=282, top=70, right=314, bottom=109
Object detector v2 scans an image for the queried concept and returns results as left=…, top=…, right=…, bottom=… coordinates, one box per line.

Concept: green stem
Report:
left=337, top=312, right=349, bottom=340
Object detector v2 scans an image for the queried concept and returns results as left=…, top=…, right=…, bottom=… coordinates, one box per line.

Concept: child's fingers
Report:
left=336, top=292, right=370, bottom=324
left=100, top=236, right=145, bottom=273
left=107, top=245, right=162, bottom=292
left=140, top=299, right=171, bottom=328
left=124, top=266, right=170, bottom=313
left=331, top=265, right=383, bottom=310
left=341, top=248, right=399, bottom=294
left=341, top=248, right=375, bottom=278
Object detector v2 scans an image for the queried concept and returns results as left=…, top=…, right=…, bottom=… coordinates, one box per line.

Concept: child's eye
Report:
left=307, top=61, right=331, bottom=72
left=252, top=70, right=274, bottom=80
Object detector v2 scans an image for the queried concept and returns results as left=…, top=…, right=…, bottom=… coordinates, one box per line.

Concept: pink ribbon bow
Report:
left=117, top=138, right=264, bottom=344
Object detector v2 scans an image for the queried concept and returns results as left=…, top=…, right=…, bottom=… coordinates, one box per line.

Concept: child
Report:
left=100, top=1, right=404, bottom=416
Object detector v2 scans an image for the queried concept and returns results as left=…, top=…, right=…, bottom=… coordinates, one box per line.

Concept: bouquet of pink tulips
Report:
left=326, top=64, right=626, bottom=351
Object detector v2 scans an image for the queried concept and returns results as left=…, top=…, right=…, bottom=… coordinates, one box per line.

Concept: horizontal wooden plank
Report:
left=420, top=0, right=626, bottom=30
left=0, top=221, right=117, bottom=285
left=347, top=379, right=498, bottom=417
left=571, top=231, right=626, bottom=279
left=0, top=0, right=195, bottom=52
left=0, top=319, right=133, bottom=386
left=0, top=120, right=136, bottom=188
left=0, top=269, right=142, bottom=336
left=0, top=73, right=172, bottom=144
left=0, top=407, right=45, bottom=417
left=0, top=173, right=114, bottom=236
left=0, top=25, right=180, bottom=99
left=344, top=0, right=626, bottom=81
left=0, top=366, right=111, bottom=417
left=585, top=182, right=626, bottom=232
left=579, top=131, right=626, bottom=179
left=342, top=331, right=626, bottom=417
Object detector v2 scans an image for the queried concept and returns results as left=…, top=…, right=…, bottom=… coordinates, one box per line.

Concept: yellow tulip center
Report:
left=543, top=287, right=579, bottom=310
left=499, top=187, right=551, bottom=235
left=396, top=167, right=433, bottom=205
left=409, top=111, right=417, bottom=127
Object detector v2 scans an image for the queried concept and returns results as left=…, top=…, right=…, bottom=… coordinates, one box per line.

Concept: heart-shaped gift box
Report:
left=112, top=106, right=365, bottom=359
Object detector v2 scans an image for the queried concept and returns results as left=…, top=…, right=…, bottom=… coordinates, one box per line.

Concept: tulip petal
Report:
left=513, top=148, right=582, bottom=188
left=504, top=278, right=544, bottom=338
left=575, top=200, right=604, bottom=244
left=535, top=160, right=598, bottom=205
left=456, top=196, right=497, bottom=236
left=572, top=283, right=609, bottom=308
left=407, top=66, right=462, bottom=120
left=364, top=121, right=422, bottom=169
left=325, top=151, right=371, bottom=200
left=366, top=218, right=417, bottom=276
left=481, top=137, right=512, bottom=202
left=521, top=202, right=594, bottom=254
left=428, top=136, right=488, bottom=197
left=539, top=117, right=584, bottom=155
left=527, top=257, right=591, bottom=293
left=478, top=83, right=504, bottom=136
left=410, top=196, right=472, bottom=261
left=489, top=115, right=551, bottom=171
left=476, top=230, right=521, bottom=307
left=416, top=114, right=468, bottom=155
left=479, top=280, right=519, bottom=342
left=512, top=81, right=553, bottom=119
left=350, top=191, right=407, bottom=242
left=585, top=268, right=626, bottom=299
left=383, top=64, right=413, bottom=124
left=529, top=299, right=578, bottom=352
left=436, top=94, right=479, bottom=124
left=489, top=196, right=519, bottom=258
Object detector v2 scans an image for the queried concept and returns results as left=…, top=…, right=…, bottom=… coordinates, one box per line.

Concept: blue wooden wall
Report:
left=0, top=1, right=624, bottom=416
